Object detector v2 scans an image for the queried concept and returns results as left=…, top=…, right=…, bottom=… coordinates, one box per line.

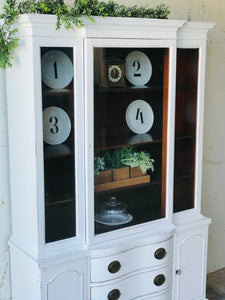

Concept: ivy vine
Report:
left=0, top=0, right=170, bottom=69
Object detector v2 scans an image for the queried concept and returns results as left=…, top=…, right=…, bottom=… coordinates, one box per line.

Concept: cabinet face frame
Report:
left=85, top=38, right=177, bottom=244
left=173, top=40, right=207, bottom=221
left=33, top=37, right=85, bottom=254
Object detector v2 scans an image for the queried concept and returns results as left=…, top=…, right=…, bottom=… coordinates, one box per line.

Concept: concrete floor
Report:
left=206, top=268, right=225, bottom=299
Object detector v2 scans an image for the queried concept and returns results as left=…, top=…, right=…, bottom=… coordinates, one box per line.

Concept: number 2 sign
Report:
left=125, top=51, right=152, bottom=86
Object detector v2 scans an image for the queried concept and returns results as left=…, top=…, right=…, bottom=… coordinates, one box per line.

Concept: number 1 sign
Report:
left=41, top=50, right=73, bottom=89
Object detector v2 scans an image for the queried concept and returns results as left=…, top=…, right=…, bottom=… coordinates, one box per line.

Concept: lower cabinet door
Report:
left=174, top=223, right=209, bottom=300
left=47, top=270, right=82, bottom=300
left=42, top=258, right=87, bottom=300
left=91, top=264, right=172, bottom=300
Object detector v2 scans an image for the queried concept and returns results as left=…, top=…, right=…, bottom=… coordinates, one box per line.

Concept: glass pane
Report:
left=174, top=48, right=199, bottom=213
left=41, top=47, right=76, bottom=243
left=93, top=47, right=169, bottom=234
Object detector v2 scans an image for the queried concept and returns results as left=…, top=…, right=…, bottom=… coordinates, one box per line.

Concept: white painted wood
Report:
left=42, top=258, right=87, bottom=300
left=9, top=244, right=42, bottom=300
left=85, top=16, right=185, bottom=39
left=7, top=23, right=85, bottom=259
left=175, top=22, right=214, bottom=218
left=47, top=271, right=83, bottom=300
left=173, top=223, right=209, bottom=300
left=139, top=289, right=171, bottom=300
left=91, top=264, right=172, bottom=300
left=85, top=37, right=177, bottom=245
left=91, top=238, right=173, bottom=282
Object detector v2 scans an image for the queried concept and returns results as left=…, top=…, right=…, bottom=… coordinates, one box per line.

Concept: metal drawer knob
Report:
left=107, top=289, right=121, bottom=300
left=154, top=248, right=167, bottom=260
left=108, top=260, right=121, bottom=274
left=154, top=274, right=166, bottom=286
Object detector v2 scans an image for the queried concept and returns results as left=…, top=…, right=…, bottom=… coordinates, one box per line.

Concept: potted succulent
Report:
left=94, top=146, right=154, bottom=192
left=94, top=156, right=112, bottom=184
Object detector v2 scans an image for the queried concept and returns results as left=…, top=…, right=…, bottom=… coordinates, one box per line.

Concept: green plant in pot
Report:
left=95, top=146, right=154, bottom=185
left=121, top=148, right=154, bottom=175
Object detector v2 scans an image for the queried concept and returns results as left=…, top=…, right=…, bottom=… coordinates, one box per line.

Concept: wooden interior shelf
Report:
left=95, top=138, right=162, bottom=152
left=95, top=85, right=163, bottom=93
left=95, top=174, right=150, bottom=192
left=46, top=198, right=74, bottom=207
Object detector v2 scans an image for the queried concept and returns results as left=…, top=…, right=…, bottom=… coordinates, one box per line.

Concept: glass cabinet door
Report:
left=41, top=47, right=76, bottom=243
left=174, top=48, right=199, bottom=213
left=93, top=47, right=169, bottom=235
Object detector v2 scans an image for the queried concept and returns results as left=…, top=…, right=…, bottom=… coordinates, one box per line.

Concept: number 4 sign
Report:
left=126, top=100, right=154, bottom=134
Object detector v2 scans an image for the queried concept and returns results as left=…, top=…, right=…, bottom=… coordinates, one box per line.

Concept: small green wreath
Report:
left=0, top=0, right=170, bottom=69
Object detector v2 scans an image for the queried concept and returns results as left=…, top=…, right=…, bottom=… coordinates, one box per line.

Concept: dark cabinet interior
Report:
left=174, top=48, right=199, bottom=213
left=41, top=47, right=76, bottom=243
left=94, top=47, right=169, bottom=234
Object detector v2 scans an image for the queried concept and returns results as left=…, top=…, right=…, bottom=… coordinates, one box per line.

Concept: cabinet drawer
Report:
left=91, top=264, right=172, bottom=300
left=91, top=238, right=172, bottom=282
left=138, top=289, right=171, bottom=300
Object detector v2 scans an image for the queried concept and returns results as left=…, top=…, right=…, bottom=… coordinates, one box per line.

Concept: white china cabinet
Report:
left=6, top=15, right=213, bottom=300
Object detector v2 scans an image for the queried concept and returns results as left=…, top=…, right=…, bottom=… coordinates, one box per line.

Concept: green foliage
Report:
left=97, top=146, right=154, bottom=174
left=121, top=149, right=154, bottom=174
left=104, top=146, right=134, bottom=169
left=94, top=156, right=105, bottom=175
left=0, top=0, right=170, bottom=69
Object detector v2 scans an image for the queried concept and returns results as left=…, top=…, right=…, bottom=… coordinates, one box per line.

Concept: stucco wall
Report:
left=0, top=0, right=224, bottom=299
left=0, top=2, right=12, bottom=300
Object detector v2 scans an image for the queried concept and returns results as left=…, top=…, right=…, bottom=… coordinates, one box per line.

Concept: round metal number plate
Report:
left=41, top=50, right=73, bottom=89
left=125, top=51, right=152, bottom=86
left=43, top=106, right=71, bottom=145
left=126, top=99, right=154, bottom=134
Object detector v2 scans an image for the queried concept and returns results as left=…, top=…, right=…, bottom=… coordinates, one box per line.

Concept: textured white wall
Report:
left=0, top=3, right=12, bottom=300
left=0, top=0, right=224, bottom=298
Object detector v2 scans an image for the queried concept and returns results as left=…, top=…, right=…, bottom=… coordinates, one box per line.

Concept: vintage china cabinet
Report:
left=6, top=14, right=213, bottom=300
left=173, top=22, right=214, bottom=300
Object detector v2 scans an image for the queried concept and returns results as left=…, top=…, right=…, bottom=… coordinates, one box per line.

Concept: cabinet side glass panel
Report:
left=174, top=48, right=199, bottom=213
left=41, top=47, right=76, bottom=243
left=93, top=47, right=169, bottom=234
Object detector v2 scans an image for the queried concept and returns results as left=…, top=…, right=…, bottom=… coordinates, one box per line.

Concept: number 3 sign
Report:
left=43, top=107, right=71, bottom=145
left=125, top=51, right=152, bottom=86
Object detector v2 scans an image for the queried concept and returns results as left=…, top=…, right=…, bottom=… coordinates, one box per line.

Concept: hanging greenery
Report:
left=0, top=0, right=170, bottom=69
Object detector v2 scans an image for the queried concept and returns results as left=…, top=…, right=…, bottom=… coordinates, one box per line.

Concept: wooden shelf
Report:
left=42, top=88, right=73, bottom=96
left=175, top=135, right=195, bottom=141
left=95, top=85, right=163, bottom=93
left=95, top=136, right=162, bottom=152
left=95, top=175, right=150, bottom=192
left=176, top=85, right=197, bottom=90
left=46, top=198, right=74, bottom=207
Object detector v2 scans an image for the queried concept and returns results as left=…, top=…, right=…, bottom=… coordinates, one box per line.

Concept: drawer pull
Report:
left=108, top=260, right=121, bottom=274
left=107, top=289, right=121, bottom=300
left=154, top=274, right=166, bottom=286
left=154, top=248, right=167, bottom=260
